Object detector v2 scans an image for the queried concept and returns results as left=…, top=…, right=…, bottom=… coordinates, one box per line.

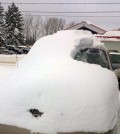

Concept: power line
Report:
left=21, top=11, right=120, bottom=14
left=24, top=14, right=120, bottom=18
left=2, top=2, right=120, bottom=5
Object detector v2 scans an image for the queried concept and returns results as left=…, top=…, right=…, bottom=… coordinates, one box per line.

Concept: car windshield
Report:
left=110, top=54, right=120, bottom=63
left=74, top=48, right=109, bottom=69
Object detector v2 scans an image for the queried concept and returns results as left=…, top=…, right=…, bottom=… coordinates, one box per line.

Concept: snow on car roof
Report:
left=0, top=30, right=119, bottom=133
left=17, top=46, right=29, bottom=48
left=6, top=45, right=16, bottom=47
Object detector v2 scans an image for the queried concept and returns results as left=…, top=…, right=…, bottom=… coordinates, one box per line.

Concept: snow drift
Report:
left=0, top=65, right=15, bottom=83
left=0, top=30, right=119, bottom=133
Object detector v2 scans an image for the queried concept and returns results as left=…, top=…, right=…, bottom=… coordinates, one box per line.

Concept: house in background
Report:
left=96, top=30, right=120, bottom=52
left=66, top=21, right=120, bottom=52
left=66, top=21, right=106, bottom=34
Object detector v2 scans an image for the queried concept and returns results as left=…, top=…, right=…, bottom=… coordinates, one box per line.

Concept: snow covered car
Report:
left=0, top=47, right=14, bottom=55
left=6, top=45, right=23, bottom=54
left=0, top=30, right=119, bottom=134
left=17, top=46, right=30, bottom=54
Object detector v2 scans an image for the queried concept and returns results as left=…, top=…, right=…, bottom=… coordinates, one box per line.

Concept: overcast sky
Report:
left=1, top=0, right=120, bottom=31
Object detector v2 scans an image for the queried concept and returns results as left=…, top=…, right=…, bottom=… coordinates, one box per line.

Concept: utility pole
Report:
left=14, top=28, right=19, bottom=68
left=15, top=52, right=18, bottom=68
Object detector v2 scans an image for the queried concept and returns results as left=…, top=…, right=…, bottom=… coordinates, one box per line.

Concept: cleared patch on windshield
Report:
left=74, top=48, right=109, bottom=69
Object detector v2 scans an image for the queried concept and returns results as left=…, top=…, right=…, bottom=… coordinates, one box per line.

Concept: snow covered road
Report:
left=0, top=54, right=25, bottom=64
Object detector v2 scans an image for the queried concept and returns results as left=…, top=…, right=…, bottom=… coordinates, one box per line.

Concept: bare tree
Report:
left=24, top=16, right=66, bottom=45
left=24, top=15, right=33, bottom=45
left=32, top=17, right=44, bottom=40
left=24, top=15, right=43, bottom=45
left=65, top=21, right=76, bottom=29
left=43, top=17, right=65, bottom=36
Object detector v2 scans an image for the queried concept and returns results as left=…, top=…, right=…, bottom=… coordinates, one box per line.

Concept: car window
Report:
left=110, top=54, right=120, bottom=63
left=74, top=48, right=109, bottom=69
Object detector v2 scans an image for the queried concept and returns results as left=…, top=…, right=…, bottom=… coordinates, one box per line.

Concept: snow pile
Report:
left=81, top=20, right=93, bottom=24
left=14, top=28, right=19, bottom=36
left=98, top=37, right=120, bottom=41
left=0, top=65, right=15, bottom=83
left=0, top=30, right=119, bottom=133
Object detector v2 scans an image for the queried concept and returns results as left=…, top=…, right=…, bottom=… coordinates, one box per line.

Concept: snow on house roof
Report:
left=104, top=30, right=120, bottom=36
left=0, top=30, right=119, bottom=133
left=66, top=21, right=106, bottom=34
left=97, top=30, right=120, bottom=41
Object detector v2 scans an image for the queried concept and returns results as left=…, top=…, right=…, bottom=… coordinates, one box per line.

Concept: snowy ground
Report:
left=0, top=54, right=25, bottom=82
left=0, top=54, right=25, bottom=64
left=0, top=64, right=15, bottom=82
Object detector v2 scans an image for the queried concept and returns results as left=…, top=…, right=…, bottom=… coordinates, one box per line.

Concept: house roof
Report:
left=96, top=30, right=120, bottom=41
left=66, top=21, right=107, bottom=34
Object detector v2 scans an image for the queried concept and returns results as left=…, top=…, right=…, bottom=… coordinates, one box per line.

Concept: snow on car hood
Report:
left=0, top=30, right=119, bottom=133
